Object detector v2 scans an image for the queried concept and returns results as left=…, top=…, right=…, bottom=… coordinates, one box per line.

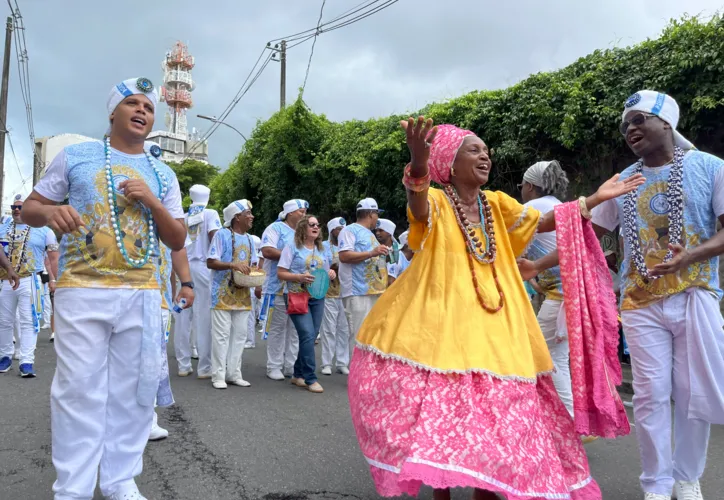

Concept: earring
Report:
left=451, top=166, right=456, bottom=177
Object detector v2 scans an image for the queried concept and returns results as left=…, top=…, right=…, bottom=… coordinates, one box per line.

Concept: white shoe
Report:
left=191, top=347, right=199, bottom=359
left=244, top=341, right=254, bottom=349
left=337, top=366, right=350, bottom=375
left=227, top=378, right=251, bottom=387
left=674, top=480, right=703, bottom=500
left=49, top=332, right=55, bottom=342
left=105, top=485, right=147, bottom=500
left=644, top=493, right=672, bottom=500
left=212, top=380, right=228, bottom=389
left=321, top=366, right=332, bottom=376
left=283, top=369, right=294, bottom=378
left=197, top=372, right=212, bottom=380
left=148, top=411, right=169, bottom=441
left=267, top=369, right=285, bottom=381
left=178, top=368, right=193, bottom=377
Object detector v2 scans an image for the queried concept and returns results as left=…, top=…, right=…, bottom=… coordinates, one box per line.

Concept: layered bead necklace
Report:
left=622, top=146, right=685, bottom=283
left=104, top=136, right=167, bottom=268
left=7, top=221, right=30, bottom=273
left=444, top=185, right=504, bottom=313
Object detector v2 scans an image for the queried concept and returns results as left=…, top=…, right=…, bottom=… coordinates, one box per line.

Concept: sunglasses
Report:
left=10, top=205, right=22, bottom=211
left=308, top=223, right=321, bottom=228
left=620, top=113, right=656, bottom=136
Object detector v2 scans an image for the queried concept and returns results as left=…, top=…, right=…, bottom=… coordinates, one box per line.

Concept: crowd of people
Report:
left=0, top=75, right=722, bottom=500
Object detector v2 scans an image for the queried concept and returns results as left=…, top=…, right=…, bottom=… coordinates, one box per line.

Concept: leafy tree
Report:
left=167, top=159, right=220, bottom=210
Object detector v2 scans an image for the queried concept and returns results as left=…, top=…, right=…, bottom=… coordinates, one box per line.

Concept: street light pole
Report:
left=197, top=115, right=248, bottom=141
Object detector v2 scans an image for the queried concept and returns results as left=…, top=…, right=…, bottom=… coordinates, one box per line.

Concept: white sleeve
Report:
left=261, top=225, right=280, bottom=249
left=338, top=228, right=356, bottom=252
left=387, top=262, right=399, bottom=279
left=250, top=238, right=259, bottom=266
left=161, top=175, right=184, bottom=219
left=206, top=209, right=222, bottom=233
left=207, top=231, right=224, bottom=260
left=712, top=164, right=724, bottom=218
left=45, top=229, right=58, bottom=249
left=34, top=150, right=69, bottom=202
left=591, top=199, right=620, bottom=232
left=278, top=245, right=294, bottom=270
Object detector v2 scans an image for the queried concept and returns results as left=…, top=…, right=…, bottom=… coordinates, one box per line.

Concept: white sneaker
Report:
left=244, top=341, right=254, bottom=349
left=105, top=485, right=147, bottom=500
left=321, top=366, right=332, bottom=376
left=212, top=380, right=227, bottom=389
left=191, top=347, right=199, bottom=359
left=337, top=366, right=350, bottom=375
left=148, top=412, right=169, bottom=441
left=178, top=368, right=193, bottom=377
left=644, top=493, right=672, bottom=500
left=674, top=480, right=703, bottom=500
left=227, top=378, right=251, bottom=387
left=267, top=369, right=285, bottom=381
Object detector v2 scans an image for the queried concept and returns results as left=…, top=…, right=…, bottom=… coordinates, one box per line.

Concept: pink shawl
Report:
left=554, top=201, right=631, bottom=438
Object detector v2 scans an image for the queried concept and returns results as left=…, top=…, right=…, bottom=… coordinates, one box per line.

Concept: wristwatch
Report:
left=181, top=281, right=195, bottom=290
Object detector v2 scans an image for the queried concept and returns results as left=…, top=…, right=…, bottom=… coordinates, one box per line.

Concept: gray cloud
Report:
left=3, top=0, right=720, bottom=204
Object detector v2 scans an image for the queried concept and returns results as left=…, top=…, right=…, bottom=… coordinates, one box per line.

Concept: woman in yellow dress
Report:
left=347, top=117, right=643, bottom=500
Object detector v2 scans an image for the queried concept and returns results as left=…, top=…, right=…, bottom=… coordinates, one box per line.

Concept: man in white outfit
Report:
left=173, top=184, right=221, bottom=378
left=0, top=197, right=59, bottom=377
left=260, top=200, right=306, bottom=380
left=23, top=76, right=186, bottom=500
left=519, top=160, right=575, bottom=419
left=319, top=217, right=350, bottom=375
left=338, top=198, right=389, bottom=343
left=245, top=234, right=262, bottom=349
left=592, top=90, right=724, bottom=500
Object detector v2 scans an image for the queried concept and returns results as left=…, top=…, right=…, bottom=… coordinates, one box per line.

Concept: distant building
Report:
left=35, top=133, right=98, bottom=179
left=146, top=129, right=208, bottom=164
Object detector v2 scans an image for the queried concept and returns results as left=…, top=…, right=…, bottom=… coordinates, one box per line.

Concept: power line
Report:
left=301, top=0, right=326, bottom=97
left=7, top=0, right=35, bottom=156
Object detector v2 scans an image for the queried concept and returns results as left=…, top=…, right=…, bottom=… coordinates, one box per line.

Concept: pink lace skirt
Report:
left=348, top=348, right=602, bottom=500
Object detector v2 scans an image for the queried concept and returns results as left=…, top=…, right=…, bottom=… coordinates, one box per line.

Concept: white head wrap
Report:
left=282, top=199, right=309, bottom=219
left=399, top=230, right=409, bottom=248
left=223, top=199, right=252, bottom=228
left=376, top=218, right=396, bottom=237
left=327, top=217, right=346, bottom=234
left=189, top=185, right=211, bottom=206
left=522, top=160, right=569, bottom=199
left=106, top=77, right=159, bottom=136
left=622, top=90, right=694, bottom=151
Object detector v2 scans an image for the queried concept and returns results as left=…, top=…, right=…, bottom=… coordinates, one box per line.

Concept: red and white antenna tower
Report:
left=160, top=41, right=195, bottom=139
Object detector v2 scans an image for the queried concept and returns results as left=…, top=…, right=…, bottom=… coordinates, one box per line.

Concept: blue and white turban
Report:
left=623, top=90, right=694, bottom=151
left=282, top=199, right=309, bottom=219
left=224, top=199, right=253, bottom=227
left=106, top=77, right=159, bottom=135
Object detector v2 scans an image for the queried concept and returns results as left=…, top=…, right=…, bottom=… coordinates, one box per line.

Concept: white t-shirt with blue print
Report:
left=260, top=221, right=296, bottom=295
left=0, top=222, right=57, bottom=279
left=338, top=223, right=388, bottom=298
left=278, top=243, right=330, bottom=294
left=208, top=229, right=258, bottom=310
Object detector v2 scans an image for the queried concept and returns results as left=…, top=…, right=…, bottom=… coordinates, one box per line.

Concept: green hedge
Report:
left=211, top=15, right=724, bottom=232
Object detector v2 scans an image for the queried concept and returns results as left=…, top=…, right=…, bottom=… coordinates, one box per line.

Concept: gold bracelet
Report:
left=578, top=196, right=592, bottom=220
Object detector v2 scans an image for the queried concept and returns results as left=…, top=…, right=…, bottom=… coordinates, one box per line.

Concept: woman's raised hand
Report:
left=400, top=116, right=437, bottom=174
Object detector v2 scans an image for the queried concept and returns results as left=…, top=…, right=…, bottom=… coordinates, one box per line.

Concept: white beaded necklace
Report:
left=7, top=220, right=30, bottom=273
left=104, top=136, right=167, bottom=268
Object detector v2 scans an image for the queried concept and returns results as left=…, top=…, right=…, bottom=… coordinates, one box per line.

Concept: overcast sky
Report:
left=2, top=0, right=721, bottom=204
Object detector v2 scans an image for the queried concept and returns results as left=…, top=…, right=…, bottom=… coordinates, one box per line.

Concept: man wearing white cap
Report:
left=338, top=198, right=388, bottom=344
left=22, top=77, right=186, bottom=500
left=374, top=218, right=399, bottom=286
left=245, top=233, right=263, bottom=349
left=519, top=160, right=574, bottom=418
left=592, top=90, right=724, bottom=500
left=206, top=200, right=257, bottom=389
left=260, top=199, right=307, bottom=380
left=174, top=184, right=221, bottom=378
left=394, top=231, right=413, bottom=277
left=319, top=217, right=351, bottom=375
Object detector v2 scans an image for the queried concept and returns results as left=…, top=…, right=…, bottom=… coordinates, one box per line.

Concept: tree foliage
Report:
left=212, top=15, right=724, bottom=233
left=167, top=159, right=220, bottom=210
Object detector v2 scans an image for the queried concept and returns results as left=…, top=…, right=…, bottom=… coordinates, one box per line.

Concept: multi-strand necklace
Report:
left=622, top=146, right=685, bottom=283
left=7, top=221, right=30, bottom=273
left=104, top=136, right=167, bottom=268
left=444, top=186, right=504, bottom=313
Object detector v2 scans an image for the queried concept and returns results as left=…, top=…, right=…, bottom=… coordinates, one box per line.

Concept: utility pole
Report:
left=279, top=40, right=286, bottom=110
left=0, top=17, right=12, bottom=215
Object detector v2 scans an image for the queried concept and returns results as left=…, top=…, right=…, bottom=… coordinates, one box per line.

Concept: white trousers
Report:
left=174, top=260, right=212, bottom=374
left=320, top=297, right=350, bottom=368
left=265, top=295, right=298, bottom=375
left=537, top=299, right=573, bottom=417
left=43, top=282, right=52, bottom=327
left=343, top=294, right=379, bottom=345
left=51, top=288, right=154, bottom=500
left=622, top=290, right=715, bottom=495
left=0, top=276, right=36, bottom=364
left=211, top=309, right=249, bottom=383
left=246, top=290, right=260, bottom=345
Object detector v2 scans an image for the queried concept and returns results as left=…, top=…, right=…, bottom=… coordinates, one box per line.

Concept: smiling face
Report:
left=286, top=208, right=307, bottom=228
left=110, top=94, right=155, bottom=140
left=235, top=210, right=254, bottom=232
left=306, top=217, right=321, bottom=241
left=622, top=111, right=672, bottom=158
left=451, top=135, right=492, bottom=188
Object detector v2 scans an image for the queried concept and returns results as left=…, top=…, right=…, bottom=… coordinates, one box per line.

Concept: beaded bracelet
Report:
left=578, top=196, right=592, bottom=220
left=403, top=163, right=431, bottom=192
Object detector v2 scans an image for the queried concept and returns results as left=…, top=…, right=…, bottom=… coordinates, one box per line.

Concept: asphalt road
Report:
left=1, top=328, right=722, bottom=500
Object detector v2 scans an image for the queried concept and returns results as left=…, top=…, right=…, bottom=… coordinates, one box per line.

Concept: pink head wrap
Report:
left=428, top=124, right=475, bottom=185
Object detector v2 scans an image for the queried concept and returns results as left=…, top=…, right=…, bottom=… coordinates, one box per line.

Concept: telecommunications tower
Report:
left=160, top=41, right=195, bottom=139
